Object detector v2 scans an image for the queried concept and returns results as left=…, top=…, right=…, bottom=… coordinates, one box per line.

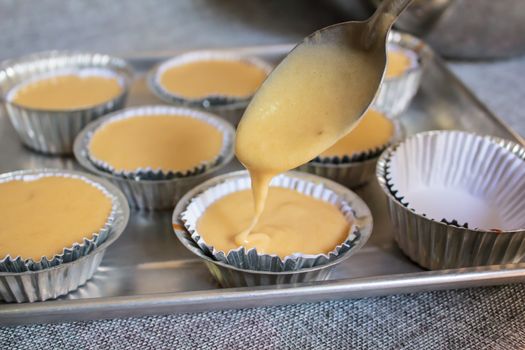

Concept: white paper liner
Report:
left=386, top=131, right=525, bottom=231
left=180, top=173, right=362, bottom=272
left=86, top=105, right=235, bottom=180
left=148, top=51, right=273, bottom=109
left=0, top=170, right=120, bottom=272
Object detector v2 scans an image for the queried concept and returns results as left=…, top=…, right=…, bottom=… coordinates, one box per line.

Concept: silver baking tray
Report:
left=1, top=44, right=525, bottom=326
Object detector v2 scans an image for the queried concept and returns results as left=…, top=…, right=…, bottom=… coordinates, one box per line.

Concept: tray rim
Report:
left=2, top=263, right=525, bottom=325
left=1, top=42, right=525, bottom=326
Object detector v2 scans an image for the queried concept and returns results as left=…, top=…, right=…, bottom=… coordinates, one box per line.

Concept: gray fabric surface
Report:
left=2, top=284, right=525, bottom=349
left=1, top=1, right=525, bottom=349
left=0, top=0, right=351, bottom=60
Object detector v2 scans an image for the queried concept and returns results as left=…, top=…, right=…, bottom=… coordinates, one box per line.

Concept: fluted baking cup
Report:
left=85, top=105, right=235, bottom=180
left=148, top=51, right=273, bottom=125
left=0, top=169, right=121, bottom=272
left=173, top=226, right=362, bottom=288
left=387, top=131, right=525, bottom=230
left=377, top=130, right=525, bottom=269
left=74, top=106, right=235, bottom=210
left=0, top=169, right=129, bottom=302
left=373, top=31, right=425, bottom=118
left=176, top=171, right=372, bottom=274
left=0, top=51, right=133, bottom=155
left=298, top=118, right=404, bottom=189
left=298, top=157, right=380, bottom=190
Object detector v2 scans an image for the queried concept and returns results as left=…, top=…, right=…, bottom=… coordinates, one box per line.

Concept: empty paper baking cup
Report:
left=298, top=115, right=403, bottom=189
left=377, top=130, right=525, bottom=269
left=172, top=171, right=373, bottom=287
left=74, top=105, right=235, bottom=210
left=148, top=51, right=272, bottom=125
left=0, top=169, right=129, bottom=303
left=372, top=31, right=425, bottom=118
left=0, top=51, right=134, bottom=155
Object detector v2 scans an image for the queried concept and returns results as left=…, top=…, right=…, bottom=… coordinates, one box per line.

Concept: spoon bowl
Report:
left=235, top=0, right=414, bottom=174
left=300, top=0, right=414, bottom=127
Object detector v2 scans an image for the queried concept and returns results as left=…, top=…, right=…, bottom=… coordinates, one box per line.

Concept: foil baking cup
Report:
left=85, top=105, right=235, bottom=180
left=297, top=118, right=404, bottom=189
left=148, top=51, right=273, bottom=126
left=372, top=31, right=425, bottom=118
left=173, top=171, right=373, bottom=286
left=0, top=51, right=134, bottom=155
left=74, top=105, right=235, bottom=210
left=298, top=157, right=380, bottom=190
left=0, top=169, right=129, bottom=302
left=377, top=130, right=525, bottom=270
left=0, top=170, right=119, bottom=272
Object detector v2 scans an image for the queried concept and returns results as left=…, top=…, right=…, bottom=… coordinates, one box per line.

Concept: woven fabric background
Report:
left=1, top=1, right=525, bottom=349
left=2, top=284, right=525, bottom=349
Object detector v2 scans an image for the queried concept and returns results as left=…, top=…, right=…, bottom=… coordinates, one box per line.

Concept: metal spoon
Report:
left=302, top=0, right=414, bottom=124
left=233, top=0, right=414, bottom=244
left=235, top=0, right=415, bottom=176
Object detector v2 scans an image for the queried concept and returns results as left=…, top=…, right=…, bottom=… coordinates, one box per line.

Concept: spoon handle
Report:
left=363, top=0, right=414, bottom=48
left=375, top=0, right=414, bottom=21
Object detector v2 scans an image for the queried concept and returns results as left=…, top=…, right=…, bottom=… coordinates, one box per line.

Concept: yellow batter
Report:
left=11, top=71, right=122, bottom=110
left=235, top=42, right=379, bottom=245
left=160, top=59, right=267, bottom=99
left=197, top=187, right=350, bottom=257
left=0, top=176, right=112, bottom=260
left=386, top=48, right=413, bottom=79
left=320, top=110, right=393, bottom=158
left=88, top=115, right=223, bottom=173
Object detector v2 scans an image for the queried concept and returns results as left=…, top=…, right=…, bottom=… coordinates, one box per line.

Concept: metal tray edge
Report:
left=2, top=263, right=525, bottom=326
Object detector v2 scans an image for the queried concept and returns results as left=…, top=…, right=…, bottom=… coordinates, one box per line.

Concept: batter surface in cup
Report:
left=88, top=114, right=223, bottom=173
left=235, top=41, right=380, bottom=245
left=159, top=59, right=267, bottom=99
left=10, top=71, right=122, bottom=110
left=0, top=176, right=112, bottom=260
left=320, top=110, right=393, bottom=158
left=385, top=48, right=413, bottom=79
left=197, top=187, right=350, bottom=257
